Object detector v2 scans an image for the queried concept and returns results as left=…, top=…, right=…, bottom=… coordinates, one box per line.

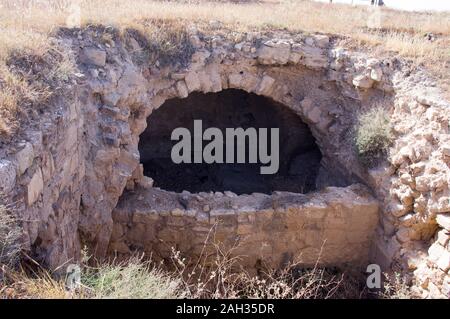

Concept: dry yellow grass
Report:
left=0, top=0, right=448, bottom=138
left=0, top=0, right=448, bottom=59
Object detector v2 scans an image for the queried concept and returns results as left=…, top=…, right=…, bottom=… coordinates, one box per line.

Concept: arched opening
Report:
left=138, top=89, right=323, bottom=194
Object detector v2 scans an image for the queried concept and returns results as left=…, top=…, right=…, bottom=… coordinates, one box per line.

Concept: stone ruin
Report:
left=0, top=27, right=449, bottom=297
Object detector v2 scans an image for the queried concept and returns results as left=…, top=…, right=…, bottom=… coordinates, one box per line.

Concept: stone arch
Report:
left=129, top=63, right=360, bottom=196
left=101, top=59, right=381, bottom=270
left=138, top=88, right=324, bottom=194
left=79, top=36, right=387, bottom=263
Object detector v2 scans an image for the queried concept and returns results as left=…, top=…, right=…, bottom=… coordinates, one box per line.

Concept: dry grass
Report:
left=0, top=205, right=22, bottom=268
left=0, top=0, right=448, bottom=137
left=0, top=248, right=413, bottom=299
left=169, top=243, right=365, bottom=299
left=0, top=0, right=448, bottom=64
left=0, top=250, right=366, bottom=299
left=0, top=222, right=412, bottom=299
left=1, top=1, right=448, bottom=45
left=0, top=66, right=52, bottom=136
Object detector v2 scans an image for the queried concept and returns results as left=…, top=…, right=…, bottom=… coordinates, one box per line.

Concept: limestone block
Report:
left=176, top=81, right=189, bottom=98
left=228, top=73, right=243, bottom=88
left=257, top=40, right=291, bottom=65
left=209, top=70, right=222, bottom=93
left=430, top=197, right=450, bottom=214
left=437, top=229, right=450, bottom=246
left=299, top=97, right=313, bottom=114
left=352, top=74, right=374, bottom=89
left=80, top=47, right=106, bottom=67
left=27, top=168, right=43, bottom=206
left=256, top=75, right=275, bottom=95
left=239, top=74, right=259, bottom=92
left=15, top=142, right=34, bottom=175
left=184, top=72, right=201, bottom=92
left=196, top=71, right=212, bottom=93
left=437, top=250, right=450, bottom=272
left=288, top=45, right=302, bottom=64
left=436, top=214, right=450, bottom=230
left=293, top=45, right=328, bottom=69
left=138, top=176, right=154, bottom=189
left=304, top=37, right=314, bottom=46
left=117, top=66, right=146, bottom=97
left=415, top=175, right=431, bottom=192
left=0, top=160, right=16, bottom=193
left=306, top=107, right=322, bottom=124
left=313, top=35, right=330, bottom=48
left=370, top=66, right=383, bottom=82
left=428, top=242, right=446, bottom=264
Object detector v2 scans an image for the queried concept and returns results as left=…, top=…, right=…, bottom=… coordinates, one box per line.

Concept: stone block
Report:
left=15, top=142, right=34, bottom=175
left=27, top=168, right=43, bottom=206
left=257, top=40, right=291, bottom=65
left=80, top=47, right=106, bottom=67
left=256, top=75, right=275, bottom=95
left=176, top=81, right=189, bottom=98
left=437, top=214, right=450, bottom=231
left=0, top=160, right=16, bottom=193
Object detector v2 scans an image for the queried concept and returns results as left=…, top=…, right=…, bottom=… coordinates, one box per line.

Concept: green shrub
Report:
left=82, top=257, right=184, bottom=299
left=355, top=107, right=393, bottom=167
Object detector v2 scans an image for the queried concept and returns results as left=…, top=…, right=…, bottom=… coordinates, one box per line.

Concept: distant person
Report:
left=371, top=0, right=385, bottom=5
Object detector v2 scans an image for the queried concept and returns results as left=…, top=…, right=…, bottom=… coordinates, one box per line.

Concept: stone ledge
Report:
left=109, top=184, right=379, bottom=270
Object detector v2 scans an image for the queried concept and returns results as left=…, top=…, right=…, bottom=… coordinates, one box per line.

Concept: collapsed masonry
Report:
left=0, top=26, right=449, bottom=297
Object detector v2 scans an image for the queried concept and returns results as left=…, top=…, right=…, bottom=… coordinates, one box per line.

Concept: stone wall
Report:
left=1, top=25, right=449, bottom=297
left=0, top=92, right=85, bottom=269
left=109, top=184, right=379, bottom=272
left=367, top=74, right=450, bottom=298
